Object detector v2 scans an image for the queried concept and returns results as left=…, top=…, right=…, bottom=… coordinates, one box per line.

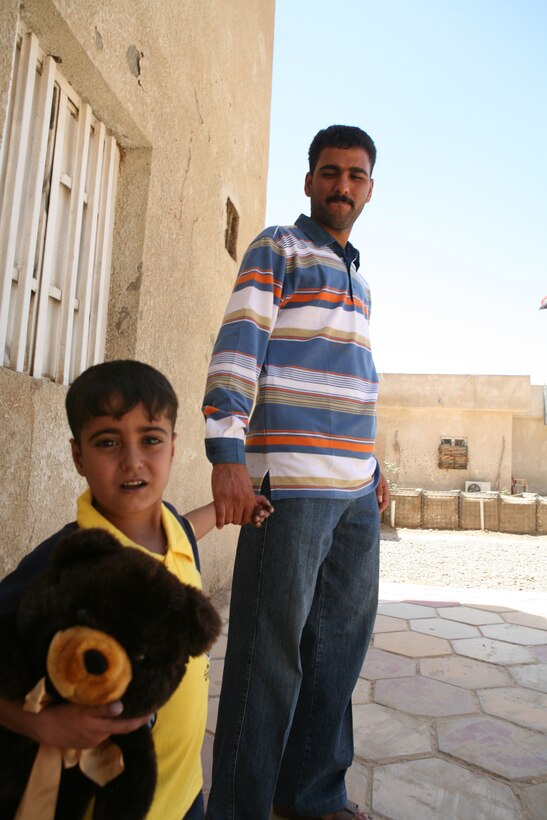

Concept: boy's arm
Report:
left=0, top=695, right=151, bottom=749
left=183, top=502, right=217, bottom=541
left=184, top=497, right=274, bottom=540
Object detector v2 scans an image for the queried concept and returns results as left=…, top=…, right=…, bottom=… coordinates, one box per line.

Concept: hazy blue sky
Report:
left=265, top=0, right=546, bottom=384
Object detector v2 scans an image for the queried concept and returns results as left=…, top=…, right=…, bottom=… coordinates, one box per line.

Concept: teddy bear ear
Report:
left=179, top=586, right=222, bottom=657
left=51, top=528, right=124, bottom=569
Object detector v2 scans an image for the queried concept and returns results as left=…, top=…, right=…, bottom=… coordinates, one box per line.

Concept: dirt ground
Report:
left=379, top=527, right=547, bottom=591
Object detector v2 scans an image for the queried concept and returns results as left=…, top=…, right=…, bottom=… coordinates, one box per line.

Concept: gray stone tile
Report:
left=201, top=731, right=214, bottom=798
left=206, top=695, right=219, bottom=734
left=438, top=715, right=547, bottom=778
left=420, top=655, right=510, bottom=689
left=480, top=622, right=547, bottom=645
left=345, top=759, right=370, bottom=812
left=535, top=645, right=547, bottom=662
left=208, top=657, right=225, bottom=697
left=410, top=617, right=480, bottom=639
left=353, top=703, right=431, bottom=759
left=453, top=637, right=535, bottom=664
left=373, top=613, right=408, bottom=633
left=520, top=782, right=547, bottom=820
left=377, top=601, right=439, bottom=619
left=511, top=662, right=547, bottom=694
left=375, top=630, right=451, bottom=658
left=210, top=631, right=227, bottom=659
left=360, top=646, right=416, bottom=680
left=375, top=675, right=476, bottom=717
left=352, top=676, right=372, bottom=704
left=438, top=605, right=504, bottom=625
left=479, top=686, right=547, bottom=731
left=372, top=758, right=520, bottom=820
left=502, top=610, right=547, bottom=629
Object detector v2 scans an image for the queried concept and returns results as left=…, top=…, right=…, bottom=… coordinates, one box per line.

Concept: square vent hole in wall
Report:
left=438, top=437, right=468, bottom=470
left=225, top=197, right=239, bottom=261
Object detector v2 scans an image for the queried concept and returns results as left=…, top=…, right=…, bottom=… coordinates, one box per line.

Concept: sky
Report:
left=265, top=0, right=547, bottom=385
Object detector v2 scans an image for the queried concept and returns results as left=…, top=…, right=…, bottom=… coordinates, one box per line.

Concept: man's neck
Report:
left=309, top=215, right=351, bottom=248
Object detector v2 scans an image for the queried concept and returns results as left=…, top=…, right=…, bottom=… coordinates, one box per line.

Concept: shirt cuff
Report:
left=205, top=438, right=246, bottom=464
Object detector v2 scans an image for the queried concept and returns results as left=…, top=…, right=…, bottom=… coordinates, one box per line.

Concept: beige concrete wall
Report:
left=376, top=406, right=513, bottom=492
left=512, top=386, right=547, bottom=495
left=0, top=0, right=275, bottom=589
left=376, top=374, right=546, bottom=494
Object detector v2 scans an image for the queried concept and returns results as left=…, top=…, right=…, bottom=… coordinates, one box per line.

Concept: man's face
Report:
left=304, top=146, right=374, bottom=243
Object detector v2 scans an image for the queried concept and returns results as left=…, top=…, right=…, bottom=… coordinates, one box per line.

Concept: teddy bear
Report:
left=0, top=528, right=221, bottom=819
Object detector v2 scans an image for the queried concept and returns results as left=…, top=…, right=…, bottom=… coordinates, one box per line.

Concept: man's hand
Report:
left=211, top=463, right=257, bottom=528
left=375, top=472, right=390, bottom=514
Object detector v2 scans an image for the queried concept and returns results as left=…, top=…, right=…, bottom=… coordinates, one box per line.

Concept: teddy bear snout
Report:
left=83, top=648, right=109, bottom=676
left=47, top=626, right=133, bottom=706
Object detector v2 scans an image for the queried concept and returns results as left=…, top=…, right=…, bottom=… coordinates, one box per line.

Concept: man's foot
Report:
left=273, top=800, right=370, bottom=820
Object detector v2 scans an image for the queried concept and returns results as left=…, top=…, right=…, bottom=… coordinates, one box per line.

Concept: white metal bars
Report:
left=0, top=27, right=119, bottom=385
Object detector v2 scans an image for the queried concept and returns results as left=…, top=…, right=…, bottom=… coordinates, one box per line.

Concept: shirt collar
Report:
left=75, top=489, right=194, bottom=562
left=295, top=214, right=360, bottom=269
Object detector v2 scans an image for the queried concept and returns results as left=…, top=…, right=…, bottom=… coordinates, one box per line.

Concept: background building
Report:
left=376, top=374, right=547, bottom=496
left=0, top=0, right=275, bottom=588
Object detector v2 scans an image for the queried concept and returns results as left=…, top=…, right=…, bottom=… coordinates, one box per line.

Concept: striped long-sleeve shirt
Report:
left=203, top=214, right=379, bottom=499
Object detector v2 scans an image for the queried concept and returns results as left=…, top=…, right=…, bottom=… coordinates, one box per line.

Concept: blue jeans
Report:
left=206, top=490, right=380, bottom=820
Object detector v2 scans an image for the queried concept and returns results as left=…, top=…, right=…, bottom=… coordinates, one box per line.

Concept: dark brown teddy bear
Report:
left=0, top=528, right=221, bottom=819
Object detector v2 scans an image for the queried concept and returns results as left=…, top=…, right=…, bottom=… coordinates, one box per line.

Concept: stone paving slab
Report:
left=437, top=715, right=547, bottom=778
left=206, top=581, right=547, bottom=819
left=372, top=758, right=520, bottom=820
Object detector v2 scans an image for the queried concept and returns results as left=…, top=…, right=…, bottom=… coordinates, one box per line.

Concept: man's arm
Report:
left=0, top=696, right=151, bottom=749
left=202, top=230, right=286, bottom=525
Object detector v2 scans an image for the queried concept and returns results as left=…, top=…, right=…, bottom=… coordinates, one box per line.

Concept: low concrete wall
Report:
left=383, top=489, right=545, bottom=535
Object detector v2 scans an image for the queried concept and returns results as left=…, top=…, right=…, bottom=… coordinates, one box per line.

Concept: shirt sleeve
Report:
left=0, top=524, right=77, bottom=616
left=202, top=229, right=286, bottom=464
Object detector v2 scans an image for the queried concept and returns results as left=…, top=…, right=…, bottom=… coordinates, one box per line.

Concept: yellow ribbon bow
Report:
left=14, top=678, right=125, bottom=820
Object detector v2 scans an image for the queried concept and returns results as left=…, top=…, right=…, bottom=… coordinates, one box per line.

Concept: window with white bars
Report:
left=0, top=26, right=120, bottom=385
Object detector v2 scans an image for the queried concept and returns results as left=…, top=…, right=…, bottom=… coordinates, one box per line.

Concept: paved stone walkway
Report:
left=203, top=582, right=547, bottom=819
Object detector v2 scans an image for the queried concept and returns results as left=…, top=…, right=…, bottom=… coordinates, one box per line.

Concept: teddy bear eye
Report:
left=76, top=609, right=88, bottom=622
left=135, top=653, right=147, bottom=663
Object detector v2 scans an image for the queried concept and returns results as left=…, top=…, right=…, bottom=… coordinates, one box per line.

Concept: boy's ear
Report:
left=70, top=438, right=85, bottom=476
left=171, top=432, right=176, bottom=464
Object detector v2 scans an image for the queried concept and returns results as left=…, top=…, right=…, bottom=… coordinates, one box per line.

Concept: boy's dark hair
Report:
left=308, top=125, right=377, bottom=174
left=66, top=360, right=178, bottom=442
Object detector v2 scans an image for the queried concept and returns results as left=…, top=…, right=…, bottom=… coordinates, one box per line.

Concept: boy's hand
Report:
left=26, top=701, right=152, bottom=749
left=251, top=495, right=274, bottom=528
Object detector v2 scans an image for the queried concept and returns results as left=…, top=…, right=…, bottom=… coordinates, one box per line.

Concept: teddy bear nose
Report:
left=84, top=648, right=109, bottom=675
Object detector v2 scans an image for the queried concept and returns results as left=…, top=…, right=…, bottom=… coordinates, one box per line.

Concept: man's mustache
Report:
left=326, top=194, right=354, bottom=208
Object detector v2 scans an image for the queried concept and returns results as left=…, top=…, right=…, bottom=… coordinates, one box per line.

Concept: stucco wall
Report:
left=376, top=406, right=513, bottom=492
left=0, top=0, right=275, bottom=589
left=376, top=375, right=546, bottom=494
left=512, top=386, right=547, bottom=495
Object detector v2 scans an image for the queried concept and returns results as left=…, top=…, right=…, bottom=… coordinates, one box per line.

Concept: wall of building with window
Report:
left=0, top=0, right=275, bottom=588
left=376, top=374, right=546, bottom=495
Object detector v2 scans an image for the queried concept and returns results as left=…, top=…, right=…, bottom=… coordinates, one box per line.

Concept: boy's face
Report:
left=71, top=402, right=176, bottom=524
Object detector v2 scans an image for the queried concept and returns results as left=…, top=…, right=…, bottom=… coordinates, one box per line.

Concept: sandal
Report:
left=273, top=799, right=370, bottom=820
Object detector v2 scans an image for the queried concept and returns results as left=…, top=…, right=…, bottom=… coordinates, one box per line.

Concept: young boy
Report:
left=0, top=359, right=272, bottom=820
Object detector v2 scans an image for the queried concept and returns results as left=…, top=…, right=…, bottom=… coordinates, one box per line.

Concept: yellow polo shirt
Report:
left=77, top=490, right=208, bottom=819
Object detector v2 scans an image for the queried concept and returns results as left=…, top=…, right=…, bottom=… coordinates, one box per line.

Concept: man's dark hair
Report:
left=308, top=125, right=377, bottom=174
left=66, top=360, right=179, bottom=442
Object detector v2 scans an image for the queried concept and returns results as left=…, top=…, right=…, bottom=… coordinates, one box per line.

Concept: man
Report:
left=203, top=125, right=389, bottom=820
